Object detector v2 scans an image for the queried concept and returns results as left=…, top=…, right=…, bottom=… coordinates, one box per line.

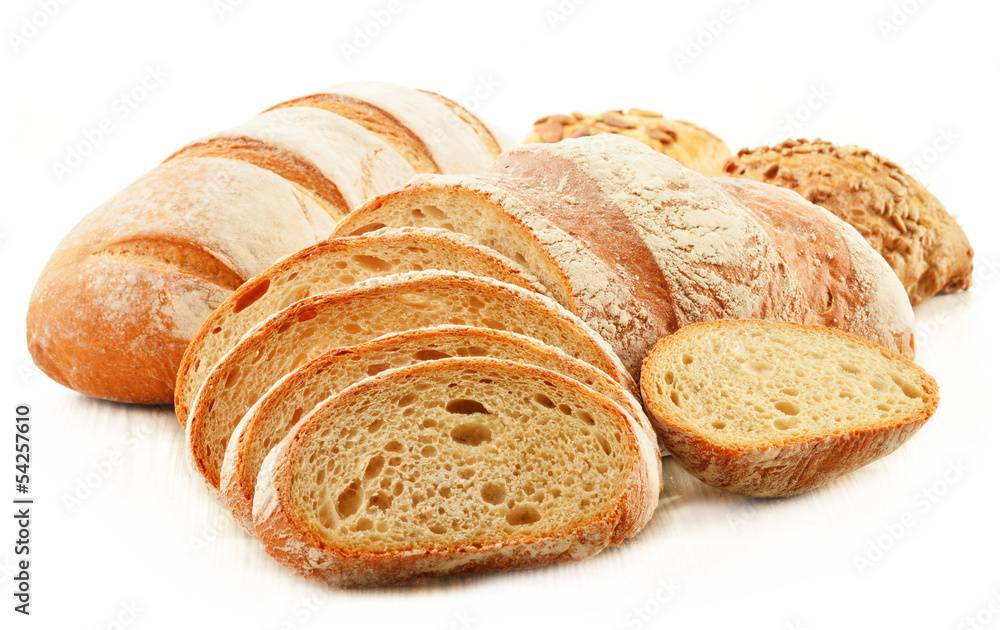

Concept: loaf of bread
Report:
left=220, top=325, right=656, bottom=533
left=525, top=108, right=731, bottom=176
left=253, top=358, right=660, bottom=587
left=724, top=139, right=973, bottom=305
left=186, top=271, right=634, bottom=491
left=174, top=227, right=547, bottom=425
left=641, top=319, right=939, bottom=497
left=27, top=81, right=513, bottom=404
left=333, top=134, right=916, bottom=378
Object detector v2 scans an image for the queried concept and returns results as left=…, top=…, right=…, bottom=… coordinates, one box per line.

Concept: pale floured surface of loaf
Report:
left=417, top=89, right=518, bottom=157
left=525, top=109, right=732, bottom=176
left=168, top=107, right=414, bottom=216
left=272, top=81, right=496, bottom=174
left=174, top=227, right=549, bottom=424
left=641, top=319, right=939, bottom=497
left=331, top=175, right=659, bottom=376
left=186, top=271, right=634, bottom=490
left=220, top=325, right=659, bottom=533
left=26, top=157, right=336, bottom=404
left=252, top=358, right=659, bottom=587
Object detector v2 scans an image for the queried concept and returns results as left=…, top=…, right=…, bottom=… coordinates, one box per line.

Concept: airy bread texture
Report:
left=724, top=139, right=973, bottom=305
left=28, top=81, right=511, bottom=404
left=253, top=358, right=660, bottom=587
left=525, top=109, right=732, bottom=176
left=187, top=271, right=633, bottom=491
left=641, top=319, right=939, bottom=497
left=221, top=326, right=657, bottom=533
left=174, top=227, right=547, bottom=425
left=333, top=135, right=916, bottom=377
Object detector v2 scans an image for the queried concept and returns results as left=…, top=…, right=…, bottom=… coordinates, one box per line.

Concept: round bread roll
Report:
left=724, top=139, right=973, bottom=306
left=524, top=108, right=732, bottom=177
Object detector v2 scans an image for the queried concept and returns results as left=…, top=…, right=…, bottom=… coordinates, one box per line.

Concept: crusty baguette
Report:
left=174, top=227, right=549, bottom=425
left=525, top=109, right=732, bottom=176
left=220, top=325, right=658, bottom=534
left=26, top=158, right=336, bottom=404
left=333, top=134, right=916, bottom=376
left=253, top=358, right=660, bottom=587
left=640, top=319, right=939, bottom=497
left=186, top=271, right=634, bottom=491
left=724, top=139, right=973, bottom=305
left=28, top=81, right=511, bottom=404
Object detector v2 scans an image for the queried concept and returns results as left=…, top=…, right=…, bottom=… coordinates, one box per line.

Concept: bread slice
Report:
left=253, top=357, right=660, bottom=587
left=174, top=227, right=549, bottom=425
left=186, top=271, right=634, bottom=491
left=640, top=319, right=939, bottom=497
left=220, top=325, right=658, bottom=533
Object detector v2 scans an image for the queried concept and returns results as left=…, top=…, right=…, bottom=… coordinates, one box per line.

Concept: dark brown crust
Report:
left=640, top=319, right=940, bottom=497
left=166, top=137, right=350, bottom=218
left=724, top=139, right=974, bottom=305
left=269, top=94, right=440, bottom=173
left=253, top=359, right=656, bottom=587
left=418, top=89, right=503, bottom=157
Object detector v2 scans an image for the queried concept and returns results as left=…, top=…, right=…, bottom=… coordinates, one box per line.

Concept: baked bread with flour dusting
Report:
left=333, top=134, right=916, bottom=376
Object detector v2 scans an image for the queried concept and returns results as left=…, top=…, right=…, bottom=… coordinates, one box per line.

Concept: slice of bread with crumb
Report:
left=175, top=227, right=549, bottom=425
left=253, top=358, right=660, bottom=587
left=220, top=325, right=659, bottom=533
left=187, top=271, right=634, bottom=493
left=640, top=319, right=938, bottom=497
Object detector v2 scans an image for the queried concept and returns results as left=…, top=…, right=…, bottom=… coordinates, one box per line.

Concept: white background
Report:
left=2, top=0, right=999, bottom=628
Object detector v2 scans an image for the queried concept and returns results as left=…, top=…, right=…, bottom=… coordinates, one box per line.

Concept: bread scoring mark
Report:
left=418, top=89, right=502, bottom=157
left=167, top=136, right=351, bottom=219
left=94, top=237, right=244, bottom=290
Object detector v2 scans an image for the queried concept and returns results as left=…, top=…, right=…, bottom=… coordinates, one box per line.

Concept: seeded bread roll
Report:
left=27, top=81, right=511, bottom=404
left=334, top=135, right=916, bottom=376
left=220, top=325, right=657, bottom=533
left=525, top=108, right=732, bottom=176
left=174, top=227, right=548, bottom=425
left=253, top=358, right=660, bottom=587
left=724, top=139, right=973, bottom=305
left=186, top=271, right=634, bottom=492
left=641, top=319, right=939, bottom=497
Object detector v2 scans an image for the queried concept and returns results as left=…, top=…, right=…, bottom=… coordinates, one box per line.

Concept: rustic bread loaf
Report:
left=174, top=227, right=547, bottom=425
left=186, top=271, right=634, bottom=491
left=640, top=319, right=939, bottom=497
left=27, top=81, right=510, bottom=404
left=724, top=139, right=974, bottom=305
left=253, top=358, right=660, bottom=587
left=220, top=325, right=657, bottom=533
left=525, top=108, right=731, bottom=176
left=333, top=134, right=916, bottom=377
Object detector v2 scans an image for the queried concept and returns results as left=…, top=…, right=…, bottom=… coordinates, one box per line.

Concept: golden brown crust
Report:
left=166, top=137, right=350, bottom=218
left=724, top=139, right=974, bottom=305
left=525, top=108, right=732, bottom=176
left=253, top=359, right=657, bottom=587
left=269, top=93, right=440, bottom=173
left=640, top=319, right=940, bottom=497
